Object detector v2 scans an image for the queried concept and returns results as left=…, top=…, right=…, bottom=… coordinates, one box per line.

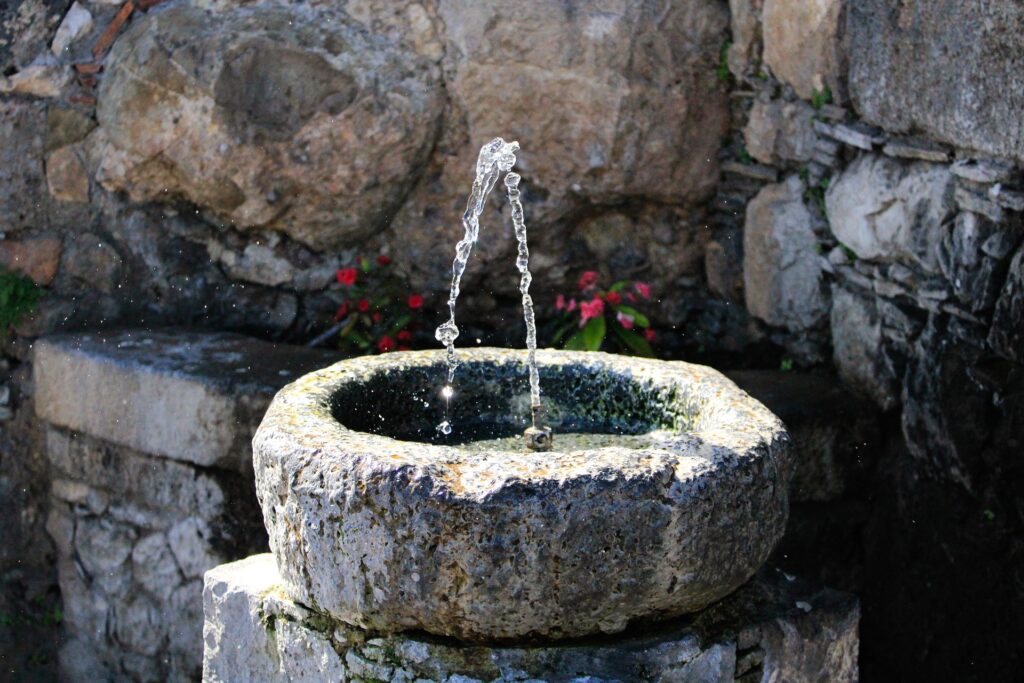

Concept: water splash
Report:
left=435, top=137, right=543, bottom=433
left=505, top=172, right=540, bottom=420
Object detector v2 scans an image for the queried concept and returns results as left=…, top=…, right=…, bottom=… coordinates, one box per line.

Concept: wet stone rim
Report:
left=253, top=348, right=792, bottom=642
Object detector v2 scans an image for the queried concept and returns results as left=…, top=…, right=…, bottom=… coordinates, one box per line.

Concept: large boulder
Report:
left=440, top=0, right=729, bottom=208
left=825, top=154, right=955, bottom=273
left=847, top=0, right=1024, bottom=163
left=96, top=3, right=444, bottom=251
left=388, top=0, right=730, bottom=292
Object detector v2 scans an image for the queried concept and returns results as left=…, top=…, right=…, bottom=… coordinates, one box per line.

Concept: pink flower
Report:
left=616, top=311, right=634, bottom=329
left=357, top=299, right=370, bottom=312
left=397, top=330, right=412, bottom=341
left=566, top=298, right=577, bottom=312
left=407, top=294, right=424, bottom=309
left=579, top=297, right=605, bottom=326
left=333, top=301, right=349, bottom=322
left=633, top=282, right=651, bottom=299
left=644, top=328, right=657, bottom=342
left=376, top=254, right=391, bottom=266
left=578, top=271, right=599, bottom=291
left=555, top=294, right=566, bottom=311
left=377, top=335, right=396, bottom=353
left=604, top=291, right=622, bottom=305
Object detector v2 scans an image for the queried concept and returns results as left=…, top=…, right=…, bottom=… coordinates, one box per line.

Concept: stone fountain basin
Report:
left=253, top=348, right=791, bottom=642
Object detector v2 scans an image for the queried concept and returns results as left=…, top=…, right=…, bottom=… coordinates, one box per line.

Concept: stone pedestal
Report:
left=204, top=555, right=859, bottom=682
left=34, top=329, right=335, bottom=682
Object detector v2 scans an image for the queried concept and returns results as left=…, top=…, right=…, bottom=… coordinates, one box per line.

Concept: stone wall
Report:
left=33, top=330, right=334, bottom=681
left=0, top=0, right=1022, bottom=681
left=721, top=1, right=1024, bottom=679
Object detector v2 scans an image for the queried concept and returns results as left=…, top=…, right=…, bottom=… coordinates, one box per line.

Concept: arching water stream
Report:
left=434, top=138, right=542, bottom=436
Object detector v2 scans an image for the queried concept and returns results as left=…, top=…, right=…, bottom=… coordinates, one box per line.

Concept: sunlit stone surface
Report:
left=203, top=554, right=859, bottom=682
left=253, top=348, right=792, bottom=641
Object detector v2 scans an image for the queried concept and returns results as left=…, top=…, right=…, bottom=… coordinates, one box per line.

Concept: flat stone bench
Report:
left=34, top=329, right=335, bottom=682
left=204, top=554, right=860, bottom=682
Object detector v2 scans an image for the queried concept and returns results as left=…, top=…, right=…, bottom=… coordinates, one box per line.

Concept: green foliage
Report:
left=982, top=509, right=996, bottom=521
left=779, top=358, right=794, bottom=372
left=716, top=41, right=733, bottom=83
left=736, top=145, right=754, bottom=165
left=803, top=174, right=831, bottom=215
left=840, top=243, right=858, bottom=261
left=551, top=274, right=658, bottom=356
left=332, top=255, right=425, bottom=354
left=811, top=86, right=832, bottom=111
left=0, top=268, right=41, bottom=331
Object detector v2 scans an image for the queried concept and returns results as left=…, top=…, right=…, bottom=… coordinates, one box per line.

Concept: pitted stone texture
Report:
left=254, top=348, right=791, bottom=641
left=848, top=0, right=1024, bottom=163
left=34, top=329, right=335, bottom=470
left=825, top=154, right=955, bottom=273
left=204, top=554, right=859, bottom=682
left=95, top=3, right=443, bottom=250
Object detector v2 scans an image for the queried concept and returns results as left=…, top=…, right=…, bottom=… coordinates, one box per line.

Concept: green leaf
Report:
left=564, top=330, right=587, bottom=351
left=614, top=305, right=650, bottom=328
left=387, top=314, right=412, bottom=335
left=347, top=329, right=371, bottom=349
left=609, top=280, right=628, bottom=293
left=581, top=315, right=606, bottom=351
left=550, top=320, right=576, bottom=346
left=612, top=325, right=654, bottom=357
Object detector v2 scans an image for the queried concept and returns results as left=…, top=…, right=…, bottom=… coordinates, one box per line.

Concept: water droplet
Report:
left=437, top=420, right=452, bottom=435
left=441, top=385, right=454, bottom=399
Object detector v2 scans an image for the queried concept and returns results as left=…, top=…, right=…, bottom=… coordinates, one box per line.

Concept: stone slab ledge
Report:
left=203, top=554, right=859, bottom=682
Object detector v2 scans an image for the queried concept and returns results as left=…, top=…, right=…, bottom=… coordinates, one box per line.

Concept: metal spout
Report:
left=524, top=425, right=553, bottom=452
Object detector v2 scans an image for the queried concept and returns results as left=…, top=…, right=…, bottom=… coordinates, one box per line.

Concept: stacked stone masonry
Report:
left=203, top=554, right=860, bottom=683
left=33, top=329, right=334, bottom=681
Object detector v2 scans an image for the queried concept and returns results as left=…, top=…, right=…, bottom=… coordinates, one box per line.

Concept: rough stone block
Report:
left=34, top=329, right=335, bottom=470
left=848, top=0, right=1024, bottom=163
left=825, top=154, right=955, bottom=273
left=743, top=176, right=829, bottom=331
left=830, top=285, right=906, bottom=412
left=744, top=98, right=817, bottom=165
left=204, top=554, right=859, bottom=683
left=762, top=0, right=844, bottom=101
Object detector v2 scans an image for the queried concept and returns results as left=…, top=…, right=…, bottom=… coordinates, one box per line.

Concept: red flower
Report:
left=333, top=301, right=349, bottom=322
left=336, top=268, right=358, bottom=286
left=377, top=335, right=396, bottom=353
left=407, top=294, right=424, bottom=309
left=644, top=328, right=657, bottom=342
left=555, top=294, right=566, bottom=311
left=372, top=312, right=382, bottom=323
left=357, top=299, right=370, bottom=313
left=398, top=345, right=411, bottom=351
left=634, top=282, right=652, bottom=299
left=579, top=297, right=605, bottom=326
left=566, top=298, right=577, bottom=312
left=376, top=254, right=391, bottom=266
left=578, top=271, right=599, bottom=291
left=397, top=329, right=412, bottom=341
left=616, top=311, right=634, bottom=329
left=604, top=291, right=622, bottom=305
